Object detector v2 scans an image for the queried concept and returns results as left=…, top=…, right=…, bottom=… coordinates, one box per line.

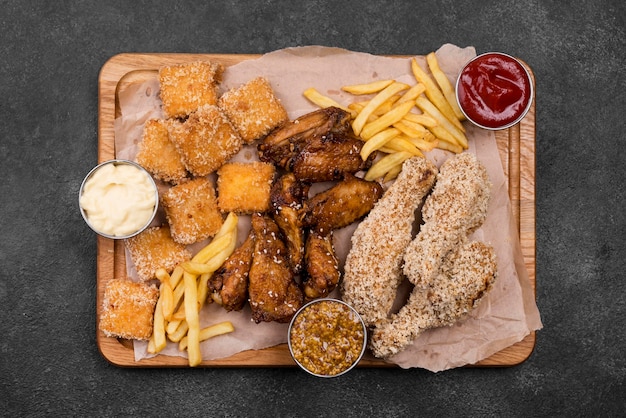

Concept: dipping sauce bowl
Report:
left=288, top=298, right=367, bottom=377
left=79, top=159, right=158, bottom=239
left=456, top=52, right=534, bottom=130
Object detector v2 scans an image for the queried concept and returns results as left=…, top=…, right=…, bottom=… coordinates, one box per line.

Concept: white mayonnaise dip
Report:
left=79, top=162, right=157, bottom=237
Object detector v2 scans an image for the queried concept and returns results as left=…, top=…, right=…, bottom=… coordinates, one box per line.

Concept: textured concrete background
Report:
left=1, top=0, right=624, bottom=416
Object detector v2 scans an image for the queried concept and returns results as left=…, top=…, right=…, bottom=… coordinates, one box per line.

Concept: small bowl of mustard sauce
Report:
left=288, top=298, right=367, bottom=377
left=79, top=159, right=158, bottom=239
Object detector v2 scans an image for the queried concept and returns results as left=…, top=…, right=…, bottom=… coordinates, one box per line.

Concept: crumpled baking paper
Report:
left=113, top=44, right=542, bottom=372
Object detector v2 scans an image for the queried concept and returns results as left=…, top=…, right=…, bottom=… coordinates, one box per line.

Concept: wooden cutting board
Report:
left=96, top=53, right=536, bottom=367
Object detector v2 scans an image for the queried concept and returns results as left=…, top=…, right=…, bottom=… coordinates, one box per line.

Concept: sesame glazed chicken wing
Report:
left=248, top=213, right=303, bottom=323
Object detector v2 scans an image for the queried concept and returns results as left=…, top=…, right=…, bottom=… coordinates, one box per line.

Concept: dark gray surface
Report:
left=1, top=0, right=624, bottom=416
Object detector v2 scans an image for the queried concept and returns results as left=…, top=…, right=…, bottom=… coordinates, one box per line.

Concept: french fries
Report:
left=351, top=82, right=410, bottom=136
left=303, top=87, right=356, bottom=118
left=360, top=101, right=414, bottom=140
left=364, top=151, right=412, bottom=181
left=302, top=51, right=470, bottom=181
left=148, top=212, right=238, bottom=366
left=426, top=52, right=465, bottom=121
left=411, top=58, right=465, bottom=132
left=342, top=79, right=394, bottom=95
left=178, top=321, right=235, bottom=351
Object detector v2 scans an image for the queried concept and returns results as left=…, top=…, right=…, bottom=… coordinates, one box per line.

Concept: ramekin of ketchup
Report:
left=456, top=52, right=533, bottom=130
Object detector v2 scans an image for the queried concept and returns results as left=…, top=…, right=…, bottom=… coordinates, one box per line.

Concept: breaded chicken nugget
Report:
left=158, top=61, right=224, bottom=118
left=99, top=279, right=159, bottom=340
left=161, top=177, right=224, bottom=245
left=217, top=162, right=275, bottom=213
left=136, top=119, right=188, bottom=184
left=218, top=77, right=288, bottom=143
left=167, top=105, right=243, bottom=177
left=125, top=225, right=191, bottom=282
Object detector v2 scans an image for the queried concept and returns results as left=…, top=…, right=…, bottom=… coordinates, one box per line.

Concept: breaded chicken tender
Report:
left=167, top=105, right=242, bottom=177
left=370, top=241, right=497, bottom=358
left=99, top=279, right=159, bottom=340
left=216, top=162, right=276, bottom=214
left=125, top=225, right=191, bottom=282
left=369, top=153, right=496, bottom=359
left=158, top=61, right=224, bottom=118
left=136, top=119, right=188, bottom=184
left=161, top=177, right=224, bottom=245
left=402, top=152, right=491, bottom=287
left=218, top=77, right=289, bottom=143
left=341, top=157, right=437, bottom=327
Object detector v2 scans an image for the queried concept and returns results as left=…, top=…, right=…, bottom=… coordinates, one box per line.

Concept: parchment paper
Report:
left=113, top=44, right=542, bottom=372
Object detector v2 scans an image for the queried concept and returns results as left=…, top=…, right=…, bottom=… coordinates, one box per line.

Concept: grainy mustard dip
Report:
left=288, top=299, right=366, bottom=377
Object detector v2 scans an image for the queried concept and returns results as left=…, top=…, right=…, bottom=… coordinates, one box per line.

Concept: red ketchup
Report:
left=456, top=52, right=533, bottom=130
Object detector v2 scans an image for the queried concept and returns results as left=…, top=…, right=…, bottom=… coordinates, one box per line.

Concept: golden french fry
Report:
left=402, top=112, right=438, bottom=128
left=303, top=88, right=356, bottom=117
left=364, top=151, right=412, bottom=181
left=160, top=279, right=174, bottom=321
left=147, top=336, right=156, bottom=354
left=352, top=82, right=409, bottom=136
left=426, top=52, right=465, bottom=120
left=183, top=270, right=201, bottom=366
left=152, top=287, right=167, bottom=353
left=179, top=321, right=235, bottom=351
left=169, top=265, right=184, bottom=289
left=394, top=83, right=426, bottom=106
left=342, top=79, right=394, bottom=95
left=384, top=137, right=424, bottom=157
left=181, top=261, right=218, bottom=276
left=360, top=101, right=415, bottom=140
left=372, top=94, right=401, bottom=116
left=213, top=212, right=239, bottom=241
left=427, top=124, right=461, bottom=147
left=411, top=58, right=465, bottom=132
left=191, top=233, right=231, bottom=264
left=403, top=135, right=439, bottom=152
left=393, top=120, right=429, bottom=138
left=166, top=304, right=185, bottom=320
left=416, top=97, right=468, bottom=149
left=436, top=138, right=464, bottom=154
left=383, top=163, right=403, bottom=183
left=171, top=305, right=186, bottom=321
left=155, top=268, right=170, bottom=284
left=154, top=268, right=175, bottom=320
left=172, top=278, right=185, bottom=309
left=348, top=101, right=366, bottom=112
left=197, top=273, right=211, bottom=310
left=167, top=318, right=189, bottom=342
left=360, top=128, right=401, bottom=161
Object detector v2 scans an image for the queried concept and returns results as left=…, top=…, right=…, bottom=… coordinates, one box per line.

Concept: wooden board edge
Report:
left=96, top=53, right=538, bottom=369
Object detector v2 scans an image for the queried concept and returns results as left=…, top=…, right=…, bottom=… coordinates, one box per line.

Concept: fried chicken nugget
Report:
left=158, top=61, right=224, bottom=118
left=99, top=279, right=159, bottom=340
left=125, top=225, right=191, bottom=282
left=161, top=177, right=224, bottom=245
left=217, top=162, right=276, bottom=214
left=218, top=77, right=289, bottom=144
left=136, top=119, right=188, bottom=184
left=167, top=105, right=242, bottom=177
